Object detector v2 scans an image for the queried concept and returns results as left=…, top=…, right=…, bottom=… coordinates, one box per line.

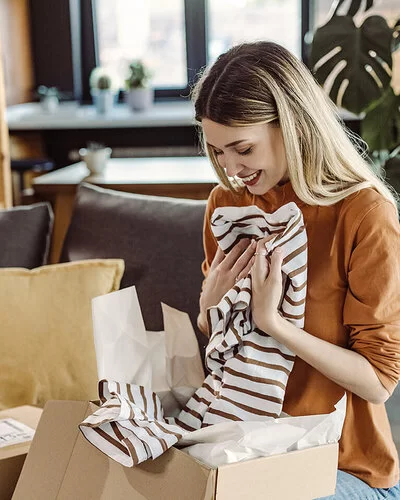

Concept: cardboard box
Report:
left=13, top=400, right=338, bottom=499
left=0, top=405, right=42, bottom=500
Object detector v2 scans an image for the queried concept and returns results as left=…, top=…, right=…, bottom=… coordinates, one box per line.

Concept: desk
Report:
left=34, top=156, right=218, bottom=263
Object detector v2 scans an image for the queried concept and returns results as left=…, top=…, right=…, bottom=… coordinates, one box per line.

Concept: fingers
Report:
left=220, top=238, right=251, bottom=270
left=210, top=246, right=225, bottom=270
left=235, top=255, right=255, bottom=282
left=251, top=240, right=269, bottom=284
left=267, top=247, right=284, bottom=285
left=232, top=239, right=256, bottom=276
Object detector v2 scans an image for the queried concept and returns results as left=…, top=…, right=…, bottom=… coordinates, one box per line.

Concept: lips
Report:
left=239, top=170, right=262, bottom=186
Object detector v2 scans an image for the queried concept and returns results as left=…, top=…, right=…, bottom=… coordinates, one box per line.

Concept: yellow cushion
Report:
left=0, top=259, right=124, bottom=409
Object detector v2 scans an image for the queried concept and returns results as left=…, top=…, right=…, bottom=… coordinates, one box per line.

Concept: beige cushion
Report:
left=0, top=259, right=124, bottom=409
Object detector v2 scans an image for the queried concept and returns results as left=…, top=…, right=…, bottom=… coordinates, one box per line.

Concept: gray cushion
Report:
left=61, top=183, right=207, bottom=351
left=0, top=202, right=53, bottom=268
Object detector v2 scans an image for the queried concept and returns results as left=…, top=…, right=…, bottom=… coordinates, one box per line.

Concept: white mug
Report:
left=79, top=147, right=112, bottom=175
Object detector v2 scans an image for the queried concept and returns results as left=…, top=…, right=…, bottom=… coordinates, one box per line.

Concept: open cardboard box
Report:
left=0, top=405, right=42, bottom=500
left=13, top=400, right=338, bottom=500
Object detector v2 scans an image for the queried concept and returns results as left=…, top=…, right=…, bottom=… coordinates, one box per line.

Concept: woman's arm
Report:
left=252, top=244, right=391, bottom=405
left=271, top=315, right=390, bottom=405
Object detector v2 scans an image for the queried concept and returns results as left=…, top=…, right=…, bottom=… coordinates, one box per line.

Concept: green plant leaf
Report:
left=311, top=15, right=393, bottom=114
left=362, top=87, right=400, bottom=152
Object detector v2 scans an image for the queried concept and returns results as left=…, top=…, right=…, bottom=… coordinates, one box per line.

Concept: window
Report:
left=207, top=0, right=302, bottom=64
left=29, top=0, right=310, bottom=102
left=93, top=0, right=306, bottom=98
left=95, top=0, right=187, bottom=89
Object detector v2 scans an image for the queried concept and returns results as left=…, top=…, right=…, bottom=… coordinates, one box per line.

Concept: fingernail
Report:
left=275, top=247, right=282, bottom=254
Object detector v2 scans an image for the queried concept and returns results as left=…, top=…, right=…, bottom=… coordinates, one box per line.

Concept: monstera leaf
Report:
left=362, top=87, right=400, bottom=152
left=311, top=15, right=393, bottom=114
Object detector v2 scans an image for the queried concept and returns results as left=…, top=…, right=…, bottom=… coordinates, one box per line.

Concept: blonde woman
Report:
left=195, top=41, right=400, bottom=498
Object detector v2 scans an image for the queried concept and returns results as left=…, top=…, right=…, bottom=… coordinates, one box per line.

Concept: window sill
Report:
left=6, top=100, right=196, bottom=131
left=6, top=100, right=361, bottom=132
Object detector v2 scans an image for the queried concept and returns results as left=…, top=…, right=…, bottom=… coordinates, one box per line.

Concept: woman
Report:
left=194, top=41, right=400, bottom=498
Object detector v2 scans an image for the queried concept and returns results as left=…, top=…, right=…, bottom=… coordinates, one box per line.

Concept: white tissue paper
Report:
left=178, top=395, right=346, bottom=468
left=91, top=286, right=205, bottom=416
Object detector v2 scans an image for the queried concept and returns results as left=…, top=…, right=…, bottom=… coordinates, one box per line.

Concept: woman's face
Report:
left=202, top=118, right=289, bottom=196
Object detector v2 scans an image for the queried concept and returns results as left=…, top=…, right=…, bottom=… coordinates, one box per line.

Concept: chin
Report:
left=246, top=182, right=271, bottom=196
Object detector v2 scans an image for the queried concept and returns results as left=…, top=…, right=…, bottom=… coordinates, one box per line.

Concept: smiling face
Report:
left=202, top=118, right=289, bottom=196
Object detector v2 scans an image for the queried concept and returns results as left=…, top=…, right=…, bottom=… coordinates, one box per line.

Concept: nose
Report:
left=222, top=156, right=243, bottom=178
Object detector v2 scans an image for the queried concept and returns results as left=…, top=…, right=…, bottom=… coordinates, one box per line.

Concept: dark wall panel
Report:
left=29, top=0, right=78, bottom=97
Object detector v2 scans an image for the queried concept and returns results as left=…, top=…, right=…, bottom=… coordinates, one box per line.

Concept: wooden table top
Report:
left=33, top=156, right=219, bottom=195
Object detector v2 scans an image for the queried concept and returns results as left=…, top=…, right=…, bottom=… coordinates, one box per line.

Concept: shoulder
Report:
left=341, top=188, right=398, bottom=230
left=339, top=188, right=399, bottom=243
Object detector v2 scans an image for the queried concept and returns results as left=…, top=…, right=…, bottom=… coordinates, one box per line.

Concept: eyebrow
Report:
left=207, top=139, right=247, bottom=149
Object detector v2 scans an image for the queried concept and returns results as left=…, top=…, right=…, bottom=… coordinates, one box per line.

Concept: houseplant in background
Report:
left=125, top=59, right=154, bottom=112
left=310, top=0, right=400, bottom=201
left=89, top=67, right=118, bottom=114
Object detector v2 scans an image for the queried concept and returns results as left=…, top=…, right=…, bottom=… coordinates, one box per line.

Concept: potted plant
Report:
left=125, top=59, right=154, bottom=111
left=37, top=85, right=60, bottom=113
left=310, top=0, right=400, bottom=201
left=89, top=67, right=118, bottom=114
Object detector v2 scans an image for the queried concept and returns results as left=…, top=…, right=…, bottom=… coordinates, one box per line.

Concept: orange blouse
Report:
left=201, top=181, right=400, bottom=488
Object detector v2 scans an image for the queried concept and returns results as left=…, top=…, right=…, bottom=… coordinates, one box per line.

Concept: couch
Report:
left=0, top=182, right=399, bottom=458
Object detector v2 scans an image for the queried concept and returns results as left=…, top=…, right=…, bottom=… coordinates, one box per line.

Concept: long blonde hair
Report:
left=191, top=41, right=397, bottom=207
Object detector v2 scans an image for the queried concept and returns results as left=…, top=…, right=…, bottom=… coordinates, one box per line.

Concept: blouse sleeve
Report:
left=343, top=200, right=400, bottom=395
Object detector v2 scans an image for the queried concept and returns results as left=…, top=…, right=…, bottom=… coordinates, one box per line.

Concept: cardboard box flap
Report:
left=215, top=443, right=338, bottom=500
left=13, top=400, right=91, bottom=500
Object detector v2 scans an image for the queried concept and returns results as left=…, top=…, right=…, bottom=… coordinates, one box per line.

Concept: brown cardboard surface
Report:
left=216, top=443, right=338, bottom=499
left=0, top=405, right=42, bottom=500
left=14, top=400, right=338, bottom=500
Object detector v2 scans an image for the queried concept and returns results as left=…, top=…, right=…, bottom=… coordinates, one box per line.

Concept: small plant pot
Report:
left=40, top=95, right=59, bottom=113
left=91, top=89, right=116, bottom=114
left=127, top=87, right=154, bottom=111
left=79, top=147, right=112, bottom=175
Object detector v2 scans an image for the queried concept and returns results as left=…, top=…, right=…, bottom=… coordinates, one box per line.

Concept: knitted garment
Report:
left=79, top=202, right=308, bottom=466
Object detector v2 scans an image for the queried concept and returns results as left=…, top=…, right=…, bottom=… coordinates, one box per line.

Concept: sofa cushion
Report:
left=0, top=259, right=124, bottom=409
left=61, top=184, right=207, bottom=351
left=0, top=202, right=53, bottom=268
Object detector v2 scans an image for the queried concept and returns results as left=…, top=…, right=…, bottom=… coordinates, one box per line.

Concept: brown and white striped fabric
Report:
left=176, top=202, right=307, bottom=429
left=80, top=380, right=186, bottom=467
left=79, top=202, right=307, bottom=466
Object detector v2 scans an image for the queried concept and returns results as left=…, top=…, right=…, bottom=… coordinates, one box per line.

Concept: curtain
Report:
left=0, top=38, right=12, bottom=208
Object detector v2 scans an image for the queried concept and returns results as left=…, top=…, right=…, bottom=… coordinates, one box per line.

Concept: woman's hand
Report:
left=251, top=238, right=284, bottom=333
left=198, top=238, right=256, bottom=334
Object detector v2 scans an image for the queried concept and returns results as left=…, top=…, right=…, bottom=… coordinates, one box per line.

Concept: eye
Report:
left=213, top=149, right=223, bottom=156
left=238, top=147, right=253, bottom=156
